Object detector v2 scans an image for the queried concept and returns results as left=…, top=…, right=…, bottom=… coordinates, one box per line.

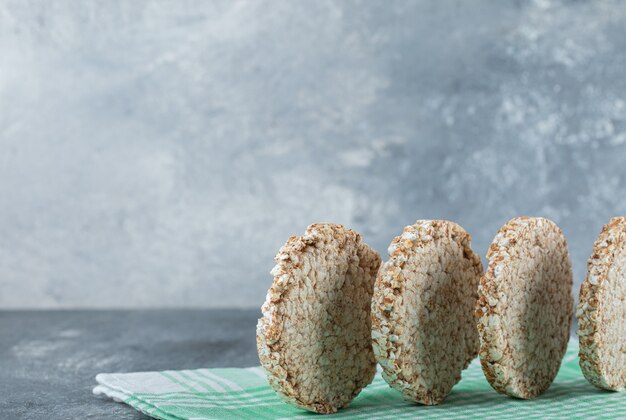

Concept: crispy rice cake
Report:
left=477, top=217, right=573, bottom=399
left=578, top=217, right=626, bottom=391
left=371, top=220, right=483, bottom=405
left=256, top=223, right=381, bottom=413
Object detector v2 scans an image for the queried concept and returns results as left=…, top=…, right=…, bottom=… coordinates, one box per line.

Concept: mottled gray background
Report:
left=1, top=0, right=625, bottom=309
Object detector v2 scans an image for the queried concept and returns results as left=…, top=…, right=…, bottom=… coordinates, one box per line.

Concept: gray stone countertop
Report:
left=0, top=310, right=260, bottom=419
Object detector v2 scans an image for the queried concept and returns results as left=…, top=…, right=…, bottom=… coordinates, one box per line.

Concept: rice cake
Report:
left=256, top=223, right=381, bottom=413
left=371, top=220, right=483, bottom=405
left=476, top=216, right=573, bottom=399
left=578, top=217, right=626, bottom=391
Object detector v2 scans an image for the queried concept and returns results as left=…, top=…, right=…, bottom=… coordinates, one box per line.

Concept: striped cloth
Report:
left=93, top=341, right=624, bottom=419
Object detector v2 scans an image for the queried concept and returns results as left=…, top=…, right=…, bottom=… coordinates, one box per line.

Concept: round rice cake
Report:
left=256, top=223, right=381, bottom=413
left=578, top=217, right=626, bottom=391
left=371, top=220, right=483, bottom=405
left=476, top=216, right=573, bottom=399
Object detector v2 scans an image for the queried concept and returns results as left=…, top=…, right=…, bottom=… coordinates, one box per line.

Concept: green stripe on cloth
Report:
left=93, top=341, right=625, bottom=419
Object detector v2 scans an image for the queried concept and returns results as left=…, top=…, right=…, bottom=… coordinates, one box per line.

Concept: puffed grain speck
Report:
left=476, top=216, right=573, bottom=399
left=256, top=223, right=381, bottom=414
left=578, top=217, right=626, bottom=391
left=371, top=220, right=483, bottom=405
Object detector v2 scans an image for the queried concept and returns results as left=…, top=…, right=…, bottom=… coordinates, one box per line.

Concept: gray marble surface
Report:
left=2, top=1, right=626, bottom=309
left=0, top=310, right=260, bottom=419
